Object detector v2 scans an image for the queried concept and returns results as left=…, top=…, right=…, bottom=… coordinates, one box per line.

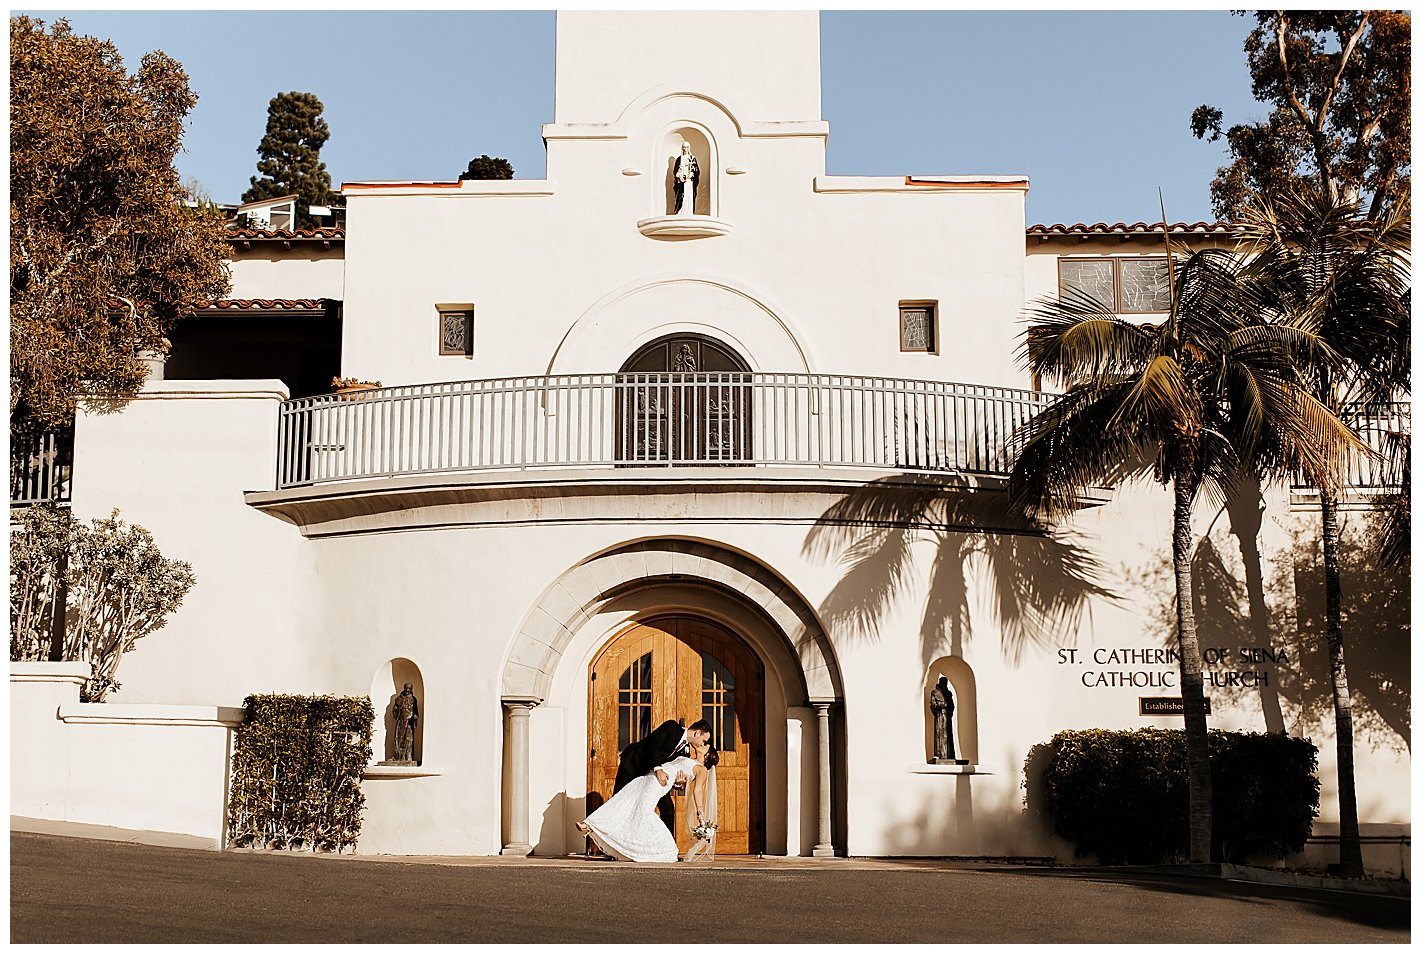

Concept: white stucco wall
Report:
left=553, top=11, right=822, bottom=125
left=226, top=248, right=344, bottom=301
left=70, top=380, right=309, bottom=706
left=11, top=665, right=239, bottom=844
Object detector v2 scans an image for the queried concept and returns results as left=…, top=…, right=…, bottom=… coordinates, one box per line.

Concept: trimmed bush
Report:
left=227, top=694, right=374, bottom=853
left=1023, top=728, right=1318, bottom=864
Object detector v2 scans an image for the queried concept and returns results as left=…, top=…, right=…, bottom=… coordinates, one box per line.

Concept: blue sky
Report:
left=22, top=9, right=1267, bottom=225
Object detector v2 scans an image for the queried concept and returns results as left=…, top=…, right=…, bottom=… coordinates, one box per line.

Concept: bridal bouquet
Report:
left=691, top=820, right=718, bottom=841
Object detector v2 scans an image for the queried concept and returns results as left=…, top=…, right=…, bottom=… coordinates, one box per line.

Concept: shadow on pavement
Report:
left=971, top=865, right=1410, bottom=932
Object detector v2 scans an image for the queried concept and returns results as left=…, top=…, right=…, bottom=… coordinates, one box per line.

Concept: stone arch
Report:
left=501, top=538, right=841, bottom=704
left=541, top=276, right=815, bottom=379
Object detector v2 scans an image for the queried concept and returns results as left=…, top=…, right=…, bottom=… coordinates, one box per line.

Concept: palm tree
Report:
left=1236, top=187, right=1410, bottom=878
left=1006, top=249, right=1361, bottom=863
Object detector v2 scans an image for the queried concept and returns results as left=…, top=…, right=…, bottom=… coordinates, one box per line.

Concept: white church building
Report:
left=12, top=11, right=1409, bottom=873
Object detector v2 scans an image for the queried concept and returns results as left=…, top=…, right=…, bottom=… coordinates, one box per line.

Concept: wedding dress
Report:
left=683, top=761, right=718, bottom=862
left=583, top=755, right=698, bottom=863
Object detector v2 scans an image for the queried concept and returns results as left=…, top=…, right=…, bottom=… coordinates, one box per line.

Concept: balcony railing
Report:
left=275, top=373, right=1054, bottom=489
left=10, top=425, right=73, bottom=507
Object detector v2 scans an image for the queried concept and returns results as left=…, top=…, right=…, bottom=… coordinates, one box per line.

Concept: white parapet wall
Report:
left=11, top=663, right=244, bottom=845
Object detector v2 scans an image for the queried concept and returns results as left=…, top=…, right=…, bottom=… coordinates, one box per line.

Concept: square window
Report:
left=1118, top=259, right=1172, bottom=312
left=1058, top=259, right=1116, bottom=309
left=899, top=302, right=937, bottom=353
left=1058, top=258, right=1172, bottom=313
left=437, top=306, right=473, bottom=357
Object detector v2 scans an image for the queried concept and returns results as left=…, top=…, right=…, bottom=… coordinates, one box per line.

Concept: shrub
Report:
left=227, top=694, right=374, bottom=853
left=9, top=504, right=195, bottom=701
left=1023, top=728, right=1318, bottom=864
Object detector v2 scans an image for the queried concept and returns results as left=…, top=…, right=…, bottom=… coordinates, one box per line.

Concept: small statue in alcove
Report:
left=392, top=683, right=419, bottom=764
left=929, top=675, right=956, bottom=762
left=673, top=141, right=700, bottom=215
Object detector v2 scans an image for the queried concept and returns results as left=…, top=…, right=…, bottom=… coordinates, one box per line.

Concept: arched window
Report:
left=617, top=335, right=752, bottom=465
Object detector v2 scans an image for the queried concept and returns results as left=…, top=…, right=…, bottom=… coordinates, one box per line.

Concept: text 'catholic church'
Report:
left=12, top=12, right=1409, bottom=874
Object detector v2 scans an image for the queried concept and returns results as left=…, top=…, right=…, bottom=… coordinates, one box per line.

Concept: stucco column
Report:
left=812, top=701, right=835, bottom=858
left=501, top=697, right=539, bottom=857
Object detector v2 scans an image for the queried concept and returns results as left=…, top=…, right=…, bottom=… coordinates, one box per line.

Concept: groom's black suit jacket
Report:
left=613, top=719, right=686, bottom=835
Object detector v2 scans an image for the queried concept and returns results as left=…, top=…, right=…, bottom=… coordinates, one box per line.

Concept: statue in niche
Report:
left=673, top=142, right=700, bottom=215
left=391, top=683, right=419, bottom=764
left=929, top=675, right=957, bottom=762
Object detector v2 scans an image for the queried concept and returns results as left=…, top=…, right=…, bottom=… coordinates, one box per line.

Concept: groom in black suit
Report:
left=614, top=718, right=712, bottom=835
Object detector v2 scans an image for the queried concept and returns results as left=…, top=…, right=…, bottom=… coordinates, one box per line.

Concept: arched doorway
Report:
left=616, top=335, right=752, bottom=464
left=587, top=615, right=764, bottom=854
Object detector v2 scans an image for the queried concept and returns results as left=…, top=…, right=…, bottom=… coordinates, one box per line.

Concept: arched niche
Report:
left=371, top=657, right=425, bottom=765
left=658, top=125, right=714, bottom=217
left=923, top=658, right=978, bottom=764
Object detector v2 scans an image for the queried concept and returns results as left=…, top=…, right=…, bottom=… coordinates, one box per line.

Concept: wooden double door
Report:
left=588, top=616, right=764, bottom=855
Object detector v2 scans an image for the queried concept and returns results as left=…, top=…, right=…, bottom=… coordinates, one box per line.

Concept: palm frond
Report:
left=1020, top=293, right=1158, bottom=389
left=1006, top=381, right=1158, bottom=519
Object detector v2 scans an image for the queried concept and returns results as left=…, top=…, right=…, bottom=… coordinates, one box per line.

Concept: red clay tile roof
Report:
left=193, top=298, right=331, bottom=311
left=1027, top=221, right=1238, bottom=237
left=225, top=227, right=345, bottom=241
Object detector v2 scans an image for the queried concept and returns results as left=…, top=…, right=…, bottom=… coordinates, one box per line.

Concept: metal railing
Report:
left=10, top=425, right=73, bottom=507
left=275, top=373, right=1054, bottom=489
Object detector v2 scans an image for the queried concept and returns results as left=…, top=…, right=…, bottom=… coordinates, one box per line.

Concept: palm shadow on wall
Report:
left=1126, top=520, right=1410, bottom=750
left=803, top=477, right=1116, bottom=669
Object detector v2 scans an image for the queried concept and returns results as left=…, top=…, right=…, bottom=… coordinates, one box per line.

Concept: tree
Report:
left=10, top=505, right=196, bottom=702
left=1191, top=11, right=1410, bottom=221
left=1007, top=250, right=1360, bottom=862
left=1236, top=186, right=1410, bottom=878
left=458, top=155, right=514, bottom=181
left=10, top=16, right=231, bottom=428
left=243, top=91, right=340, bottom=229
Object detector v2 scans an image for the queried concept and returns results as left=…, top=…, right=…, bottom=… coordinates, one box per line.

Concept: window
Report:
left=701, top=652, right=736, bottom=751
left=617, top=652, right=654, bottom=752
left=899, top=302, right=937, bottom=353
left=1059, top=258, right=1172, bottom=313
left=437, top=305, right=474, bottom=357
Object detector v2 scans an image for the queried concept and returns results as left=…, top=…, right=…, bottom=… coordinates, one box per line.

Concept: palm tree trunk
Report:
left=1173, top=475, right=1213, bottom=863
left=1319, top=486, right=1365, bottom=878
left=1224, top=473, right=1286, bottom=734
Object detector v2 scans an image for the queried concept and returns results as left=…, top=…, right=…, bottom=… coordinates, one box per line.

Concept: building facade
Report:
left=16, top=11, right=1408, bottom=871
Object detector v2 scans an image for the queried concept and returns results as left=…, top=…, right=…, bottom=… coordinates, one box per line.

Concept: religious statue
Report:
left=392, top=683, right=419, bottom=764
left=673, top=142, right=700, bottom=215
left=929, top=675, right=956, bottom=762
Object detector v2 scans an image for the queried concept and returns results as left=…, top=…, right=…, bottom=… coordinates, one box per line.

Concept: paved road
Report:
left=10, top=833, right=1409, bottom=944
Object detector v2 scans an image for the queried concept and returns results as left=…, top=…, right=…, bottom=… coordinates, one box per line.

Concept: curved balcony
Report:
left=274, top=373, right=1053, bottom=490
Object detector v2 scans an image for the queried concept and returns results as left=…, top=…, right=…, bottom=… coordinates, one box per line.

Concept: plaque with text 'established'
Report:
left=1139, top=696, right=1211, bottom=716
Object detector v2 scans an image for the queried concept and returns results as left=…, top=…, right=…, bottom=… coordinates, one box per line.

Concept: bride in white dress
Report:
left=579, top=743, right=719, bottom=863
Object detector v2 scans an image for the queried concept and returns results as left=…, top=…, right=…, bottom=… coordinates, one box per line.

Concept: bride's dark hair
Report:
left=703, top=744, right=720, bottom=770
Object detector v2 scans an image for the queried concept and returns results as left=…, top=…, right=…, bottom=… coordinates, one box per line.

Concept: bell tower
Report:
left=553, top=11, right=822, bottom=124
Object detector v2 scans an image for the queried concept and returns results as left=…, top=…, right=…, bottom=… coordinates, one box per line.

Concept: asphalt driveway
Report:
left=10, top=832, right=1409, bottom=944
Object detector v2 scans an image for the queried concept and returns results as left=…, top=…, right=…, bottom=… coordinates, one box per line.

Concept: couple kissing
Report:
left=578, top=719, right=720, bottom=863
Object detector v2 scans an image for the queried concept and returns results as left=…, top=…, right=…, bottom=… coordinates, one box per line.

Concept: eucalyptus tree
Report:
left=1235, top=186, right=1410, bottom=878
left=10, top=16, right=230, bottom=427
left=1006, top=250, right=1361, bottom=863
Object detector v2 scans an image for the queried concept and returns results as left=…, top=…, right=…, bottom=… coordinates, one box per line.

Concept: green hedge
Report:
left=227, top=694, right=374, bottom=853
left=1023, top=728, right=1319, bottom=865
